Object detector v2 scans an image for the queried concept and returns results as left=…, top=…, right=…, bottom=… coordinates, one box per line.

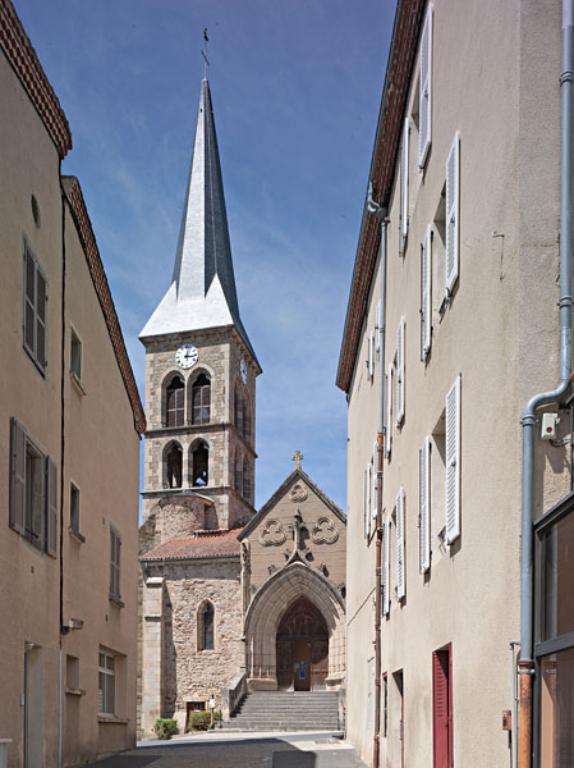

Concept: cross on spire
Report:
left=201, top=27, right=210, bottom=78
left=292, top=451, right=304, bottom=470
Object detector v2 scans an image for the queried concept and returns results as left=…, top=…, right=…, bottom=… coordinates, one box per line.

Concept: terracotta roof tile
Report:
left=141, top=529, right=241, bottom=562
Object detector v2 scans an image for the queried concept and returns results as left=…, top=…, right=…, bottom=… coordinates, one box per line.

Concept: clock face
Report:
left=240, top=357, right=248, bottom=384
left=175, top=344, right=198, bottom=370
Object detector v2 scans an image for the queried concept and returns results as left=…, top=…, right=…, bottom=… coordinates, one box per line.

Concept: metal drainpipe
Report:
left=518, top=3, right=573, bottom=766
left=367, top=185, right=387, bottom=768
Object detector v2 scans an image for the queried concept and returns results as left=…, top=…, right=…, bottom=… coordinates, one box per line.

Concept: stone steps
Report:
left=226, top=691, right=340, bottom=732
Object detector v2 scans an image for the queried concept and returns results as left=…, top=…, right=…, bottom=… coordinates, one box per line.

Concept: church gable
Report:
left=240, top=468, right=346, bottom=598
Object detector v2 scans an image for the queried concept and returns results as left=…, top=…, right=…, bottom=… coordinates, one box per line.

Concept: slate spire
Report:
left=140, top=79, right=257, bottom=363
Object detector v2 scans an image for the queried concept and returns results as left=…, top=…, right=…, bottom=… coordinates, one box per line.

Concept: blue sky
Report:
left=16, top=0, right=395, bottom=510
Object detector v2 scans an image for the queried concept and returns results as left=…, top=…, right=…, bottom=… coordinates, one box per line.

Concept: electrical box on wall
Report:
left=541, top=413, right=559, bottom=441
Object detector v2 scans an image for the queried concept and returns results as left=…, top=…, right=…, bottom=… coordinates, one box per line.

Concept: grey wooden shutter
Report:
left=395, top=487, right=406, bottom=600
left=383, top=516, right=390, bottom=615
left=396, top=318, right=405, bottom=426
left=32, top=452, right=45, bottom=548
left=419, top=437, right=431, bottom=573
left=9, top=418, right=26, bottom=533
left=400, top=118, right=410, bottom=251
left=418, top=5, right=433, bottom=168
left=385, top=366, right=393, bottom=458
left=45, top=457, right=58, bottom=557
left=445, top=133, right=460, bottom=293
left=421, top=226, right=432, bottom=360
left=445, top=375, right=461, bottom=543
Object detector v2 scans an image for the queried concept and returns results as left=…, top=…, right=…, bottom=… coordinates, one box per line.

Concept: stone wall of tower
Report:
left=141, top=328, right=257, bottom=530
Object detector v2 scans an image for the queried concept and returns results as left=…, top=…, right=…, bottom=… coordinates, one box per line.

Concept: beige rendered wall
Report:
left=345, top=0, right=568, bottom=766
left=0, top=47, right=64, bottom=768
left=61, top=204, right=141, bottom=764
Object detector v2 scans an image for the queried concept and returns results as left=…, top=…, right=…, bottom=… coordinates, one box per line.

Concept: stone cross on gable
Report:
left=292, top=450, right=304, bottom=470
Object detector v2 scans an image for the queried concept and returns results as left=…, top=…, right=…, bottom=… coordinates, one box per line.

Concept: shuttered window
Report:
left=45, top=457, right=58, bottom=557
left=371, top=442, right=378, bottom=521
left=433, top=646, right=453, bottom=768
left=23, top=245, right=47, bottom=373
left=396, top=318, right=405, bottom=426
left=110, top=528, right=122, bottom=602
left=400, top=118, right=410, bottom=252
left=445, top=375, right=461, bottom=544
left=98, top=650, right=116, bottom=715
left=418, top=5, right=433, bottom=168
left=395, top=487, right=406, bottom=601
left=421, top=226, right=432, bottom=360
left=385, top=366, right=393, bottom=458
left=445, top=133, right=460, bottom=294
left=10, top=418, right=26, bottom=535
left=383, top=516, right=391, bottom=615
left=419, top=437, right=431, bottom=574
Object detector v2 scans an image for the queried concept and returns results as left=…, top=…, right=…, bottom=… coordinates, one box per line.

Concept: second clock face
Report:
left=175, top=345, right=198, bottom=369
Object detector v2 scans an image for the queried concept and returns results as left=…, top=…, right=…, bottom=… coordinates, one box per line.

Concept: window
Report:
left=191, top=373, right=211, bottom=425
left=444, top=376, right=461, bottom=544
left=109, top=528, right=122, bottom=603
left=445, top=133, right=460, bottom=295
left=98, top=650, right=115, bottom=714
left=191, top=440, right=208, bottom=487
left=66, top=655, right=80, bottom=691
left=382, top=515, right=391, bottom=616
left=70, top=328, right=82, bottom=381
left=165, top=375, right=185, bottom=427
left=234, top=452, right=243, bottom=496
left=23, top=244, right=47, bottom=373
left=399, top=118, right=410, bottom=254
left=9, top=418, right=57, bottom=556
left=418, top=5, right=433, bottom=169
left=384, top=365, right=393, bottom=458
left=198, top=602, right=215, bottom=651
left=433, top=645, right=453, bottom=768
left=70, top=483, right=80, bottom=535
left=165, top=442, right=183, bottom=489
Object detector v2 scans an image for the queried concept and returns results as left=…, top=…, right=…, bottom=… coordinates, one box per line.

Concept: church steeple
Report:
left=140, top=79, right=257, bottom=364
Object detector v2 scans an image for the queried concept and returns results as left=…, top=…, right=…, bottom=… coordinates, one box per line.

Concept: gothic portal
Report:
left=137, top=77, right=346, bottom=737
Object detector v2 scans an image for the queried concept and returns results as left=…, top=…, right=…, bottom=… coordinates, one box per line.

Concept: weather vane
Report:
left=201, top=27, right=210, bottom=78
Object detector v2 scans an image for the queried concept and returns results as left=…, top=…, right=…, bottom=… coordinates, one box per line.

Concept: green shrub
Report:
left=187, top=709, right=222, bottom=731
left=154, top=718, right=179, bottom=740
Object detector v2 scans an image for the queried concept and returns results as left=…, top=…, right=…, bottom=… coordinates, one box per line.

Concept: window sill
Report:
left=109, top=594, right=125, bottom=609
left=70, top=372, right=86, bottom=396
left=98, top=714, right=129, bottom=725
left=65, top=687, right=86, bottom=697
left=68, top=527, right=86, bottom=544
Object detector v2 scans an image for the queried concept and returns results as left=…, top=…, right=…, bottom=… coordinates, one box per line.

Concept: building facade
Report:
left=138, top=77, right=346, bottom=736
left=338, top=1, right=572, bottom=767
left=0, top=2, right=145, bottom=766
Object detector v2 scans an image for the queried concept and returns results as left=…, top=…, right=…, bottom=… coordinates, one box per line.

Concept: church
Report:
left=137, top=77, right=346, bottom=736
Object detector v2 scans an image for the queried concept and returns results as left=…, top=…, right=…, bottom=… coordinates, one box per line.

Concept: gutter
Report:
left=518, top=3, right=573, bottom=765
left=366, top=185, right=387, bottom=768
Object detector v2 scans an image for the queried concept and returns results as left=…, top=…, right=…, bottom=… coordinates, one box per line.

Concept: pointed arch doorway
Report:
left=276, top=597, right=329, bottom=691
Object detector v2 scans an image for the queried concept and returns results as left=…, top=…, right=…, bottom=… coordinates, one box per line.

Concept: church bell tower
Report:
left=140, top=78, right=261, bottom=531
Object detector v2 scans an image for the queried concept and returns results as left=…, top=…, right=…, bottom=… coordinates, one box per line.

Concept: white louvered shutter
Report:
left=395, top=487, right=406, bottom=600
left=370, top=331, right=375, bottom=379
left=383, top=516, right=390, bottom=615
left=9, top=418, right=26, bottom=534
left=396, top=318, right=405, bottom=426
left=45, top=457, right=58, bottom=557
left=385, top=366, right=393, bottom=458
left=375, top=301, right=382, bottom=354
left=445, top=132, right=460, bottom=294
left=400, top=118, right=410, bottom=249
left=371, top=442, right=378, bottom=521
left=445, top=375, right=461, bottom=544
left=419, top=437, right=431, bottom=573
left=418, top=5, right=433, bottom=168
left=363, top=466, right=369, bottom=538
left=421, top=226, right=432, bottom=360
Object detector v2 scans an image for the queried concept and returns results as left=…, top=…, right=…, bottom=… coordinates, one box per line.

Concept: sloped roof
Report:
left=140, top=528, right=241, bottom=562
left=62, top=176, right=146, bottom=434
left=238, top=468, right=345, bottom=542
left=140, top=78, right=259, bottom=369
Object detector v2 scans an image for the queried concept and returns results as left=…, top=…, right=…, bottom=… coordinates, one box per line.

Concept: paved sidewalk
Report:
left=87, top=731, right=367, bottom=767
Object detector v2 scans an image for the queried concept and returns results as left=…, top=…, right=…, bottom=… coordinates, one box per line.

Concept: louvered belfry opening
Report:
left=165, top=375, right=185, bottom=427
left=191, top=440, right=209, bottom=487
left=166, top=443, right=183, bottom=489
left=191, top=373, right=211, bottom=425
